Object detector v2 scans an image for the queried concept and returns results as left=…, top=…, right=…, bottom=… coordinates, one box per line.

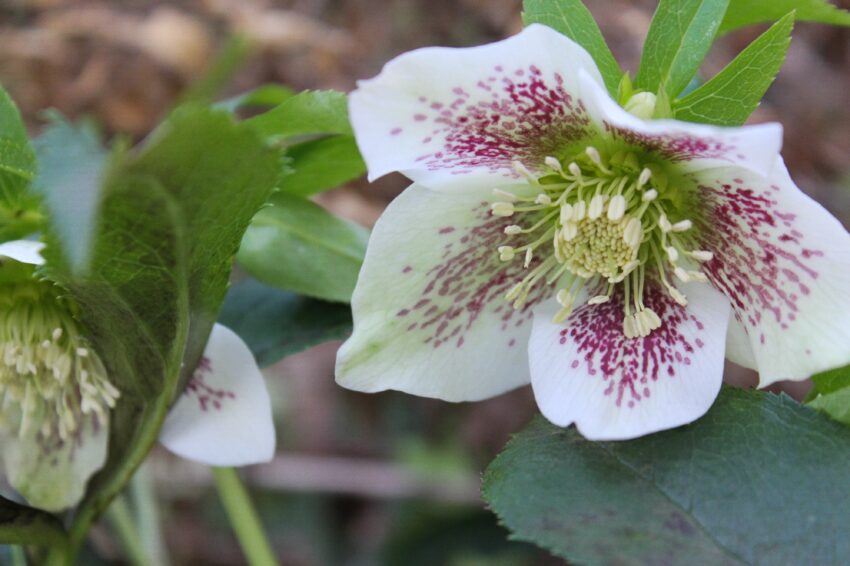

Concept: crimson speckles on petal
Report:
left=701, top=178, right=821, bottom=336
left=559, top=285, right=706, bottom=408
left=407, top=64, right=592, bottom=176
left=187, top=357, right=237, bottom=412
left=396, top=204, right=548, bottom=349
left=604, top=122, right=735, bottom=163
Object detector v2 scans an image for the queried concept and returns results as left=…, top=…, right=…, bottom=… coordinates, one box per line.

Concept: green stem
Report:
left=130, top=463, right=170, bottom=566
left=11, top=546, right=27, bottom=566
left=212, top=468, right=277, bottom=566
left=106, top=496, right=151, bottom=566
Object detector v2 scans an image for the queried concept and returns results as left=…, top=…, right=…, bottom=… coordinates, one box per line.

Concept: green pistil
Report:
left=0, top=280, right=119, bottom=443
left=492, top=146, right=714, bottom=337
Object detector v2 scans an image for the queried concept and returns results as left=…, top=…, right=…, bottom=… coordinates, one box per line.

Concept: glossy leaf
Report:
left=0, top=84, right=39, bottom=241
left=238, top=192, right=369, bottom=303
left=522, top=0, right=622, bottom=95
left=215, top=85, right=295, bottom=114
left=721, top=0, right=850, bottom=33
left=807, top=364, right=850, bottom=425
left=245, top=90, right=352, bottom=141
left=219, top=277, right=352, bottom=367
left=676, top=13, right=794, bottom=126
left=636, top=0, right=730, bottom=98
left=280, top=135, right=365, bottom=197
left=38, top=107, right=279, bottom=559
left=484, top=387, right=850, bottom=565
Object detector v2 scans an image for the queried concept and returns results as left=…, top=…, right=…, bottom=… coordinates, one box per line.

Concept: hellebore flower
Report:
left=335, top=25, right=850, bottom=439
left=0, top=240, right=274, bottom=511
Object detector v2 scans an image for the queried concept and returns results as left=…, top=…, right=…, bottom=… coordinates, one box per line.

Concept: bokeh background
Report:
left=1, top=0, right=848, bottom=564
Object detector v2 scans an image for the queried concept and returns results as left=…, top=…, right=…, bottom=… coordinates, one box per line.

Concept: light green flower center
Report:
left=0, top=280, right=119, bottom=443
left=492, top=145, right=713, bottom=337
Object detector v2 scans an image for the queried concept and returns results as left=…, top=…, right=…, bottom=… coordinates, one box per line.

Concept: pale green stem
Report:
left=130, top=463, right=170, bottom=566
left=11, top=546, right=27, bottom=566
left=106, top=496, right=151, bottom=566
left=212, top=468, right=277, bottom=566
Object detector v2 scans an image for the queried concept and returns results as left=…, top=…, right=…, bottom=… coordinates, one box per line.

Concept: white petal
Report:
left=578, top=70, right=783, bottom=177
left=336, top=180, right=547, bottom=401
left=725, top=314, right=756, bottom=370
left=699, top=160, right=850, bottom=386
left=530, top=282, right=730, bottom=440
left=349, top=24, right=605, bottom=191
left=0, top=240, right=45, bottom=266
left=159, top=324, right=275, bottom=466
left=5, top=416, right=108, bottom=512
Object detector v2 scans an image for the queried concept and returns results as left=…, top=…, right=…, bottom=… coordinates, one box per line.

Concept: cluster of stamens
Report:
left=491, top=146, right=713, bottom=338
left=0, top=280, right=120, bottom=444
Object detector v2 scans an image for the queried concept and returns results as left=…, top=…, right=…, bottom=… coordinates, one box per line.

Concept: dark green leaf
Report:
left=721, top=0, right=850, bottom=33
left=676, top=13, right=794, bottom=126
left=245, top=90, right=352, bottom=141
left=33, top=115, right=108, bottom=274
left=484, top=387, right=850, bottom=565
left=280, top=135, right=365, bottom=197
left=0, top=84, right=39, bottom=241
left=38, top=107, right=279, bottom=558
left=219, top=277, right=352, bottom=367
left=238, top=192, right=369, bottom=302
left=0, top=496, right=66, bottom=547
left=522, top=0, right=622, bottom=95
left=636, top=0, right=731, bottom=98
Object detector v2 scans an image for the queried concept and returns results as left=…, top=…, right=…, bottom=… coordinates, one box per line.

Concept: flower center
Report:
left=492, top=146, right=712, bottom=337
left=0, top=279, right=119, bottom=442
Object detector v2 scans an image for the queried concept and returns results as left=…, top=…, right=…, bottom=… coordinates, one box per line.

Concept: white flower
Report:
left=0, top=240, right=275, bottom=511
left=335, top=25, right=850, bottom=440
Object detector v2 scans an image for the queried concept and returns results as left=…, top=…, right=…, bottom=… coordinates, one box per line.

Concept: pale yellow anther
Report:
left=642, top=189, right=658, bottom=202
left=559, top=203, right=574, bottom=224
left=498, top=246, right=515, bottom=261
left=545, top=156, right=564, bottom=174
left=536, top=193, right=552, bottom=205
left=556, top=289, right=573, bottom=307
left=585, top=146, right=603, bottom=167
left=623, top=218, right=643, bottom=248
left=674, top=266, right=690, bottom=282
left=623, top=315, right=637, bottom=339
left=666, top=284, right=688, bottom=307
left=666, top=246, right=679, bottom=262
left=524, top=248, right=534, bottom=268
left=52, top=328, right=63, bottom=341
left=607, top=195, right=626, bottom=221
left=671, top=219, right=693, bottom=232
left=687, top=270, right=709, bottom=283
left=512, top=161, right=538, bottom=183
left=561, top=222, right=578, bottom=241
left=588, top=194, right=606, bottom=219
left=568, top=162, right=582, bottom=178
left=659, top=214, right=673, bottom=233
left=491, top=202, right=515, bottom=217
left=588, top=294, right=611, bottom=305
left=638, top=167, right=652, bottom=187
left=504, top=225, right=523, bottom=235
left=572, top=200, right=587, bottom=222
left=690, top=250, right=714, bottom=262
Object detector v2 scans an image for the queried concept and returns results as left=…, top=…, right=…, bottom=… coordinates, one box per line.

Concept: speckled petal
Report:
left=336, top=180, right=549, bottom=401
left=349, top=24, right=604, bottom=191
left=529, top=282, right=730, bottom=440
left=698, top=160, right=850, bottom=386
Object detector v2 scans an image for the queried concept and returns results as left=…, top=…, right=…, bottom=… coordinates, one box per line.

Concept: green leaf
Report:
left=675, top=13, right=794, bottom=126
left=219, top=276, right=352, bottom=367
left=280, top=135, right=365, bottom=197
left=522, top=0, right=622, bottom=95
left=237, top=192, right=369, bottom=302
left=806, top=364, right=850, bottom=425
left=33, top=115, right=109, bottom=273
left=636, top=0, right=731, bottom=98
left=484, top=387, right=850, bottom=565
left=37, top=107, right=279, bottom=560
left=721, top=0, right=850, bottom=33
left=215, top=85, right=295, bottom=113
left=0, top=84, right=40, bottom=241
left=0, top=496, right=66, bottom=547
left=244, top=90, right=352, bottom=141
